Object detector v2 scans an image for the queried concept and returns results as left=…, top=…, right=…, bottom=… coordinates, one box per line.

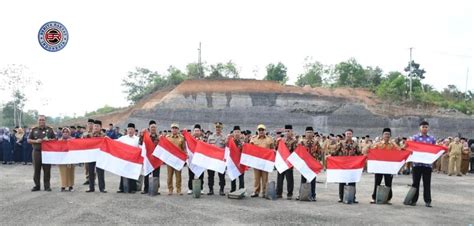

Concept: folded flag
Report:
left=41, top=138, right=105, bottom=164
left=192, top=140, right=226, bottom=174
left=367, top=149, right=412, bottom=174
left=182, top=130, right=206, bottom=178
left=141, top=131, right=163, bottom=176
left=225, top=137, right=246, bottom=181
left=405, top=141, right=446, bottom=164
left=153, top=136, right=187, bottom=171
left=97, top=137, right=143, bottom=180
left=326, top=156, right=366, bottom=183
left=274, top=139, right=293, bottom=173
left=287, top=145, right=323, bottom=181
left=240, top=143, right=275, bottom=173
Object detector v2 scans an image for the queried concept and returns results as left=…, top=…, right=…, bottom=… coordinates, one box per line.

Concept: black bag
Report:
left=343, top=185, right=355, bottom=204
left=403, top=187, right=417, bottom=205
left=192, top=179, right=202, bottom=198
left=299, top=183, right=311, bottom=201
left=376, top=185, right=390, bottom=204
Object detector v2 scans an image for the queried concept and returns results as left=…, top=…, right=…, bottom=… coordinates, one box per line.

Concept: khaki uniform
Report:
left=461, top=144, right=470, bottom=174
left=28, top=126, right=56, bottom=189
left=372, top=140, right=400, bottom=150
left=250, top=135, right=274, bottom=196
left=166, top=134, right=185, bottom=194
left=448, top=142, right=463, bottom=176
left=59, top=137, right=75, bottom=188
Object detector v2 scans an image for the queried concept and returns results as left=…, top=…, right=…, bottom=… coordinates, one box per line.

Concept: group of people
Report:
left=4, top=114, right=472, bottom=208
left=0, top=127, right=33, bottom=165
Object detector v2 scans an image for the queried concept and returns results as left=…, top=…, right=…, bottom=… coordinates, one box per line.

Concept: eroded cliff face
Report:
left=122, top=80, right=473, bottom=138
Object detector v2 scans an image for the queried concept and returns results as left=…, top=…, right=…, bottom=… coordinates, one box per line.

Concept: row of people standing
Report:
left=1, top=127, right=33, bottom=164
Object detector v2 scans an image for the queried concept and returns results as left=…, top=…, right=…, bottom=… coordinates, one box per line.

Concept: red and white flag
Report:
left=97, top=137, right=144, bottom=180
left=367, top=149, right=412, bottom=174
left=141, top=131, right=163, bottom=176
left=326, top=156, right=366, bottom=183
left=42, top=138, right=103, bottom=164
left=153, top=136, right=187, bottom=171
left=287, top=145, right=323, bottom=181
left=405, top=141, right=446, bottom=164
left=240, top=143, right=275, bottom=173
left=192, top=140, right=226, bottom=174
left=274, top=139, right=293, bottom=173
left=182, top=131, right=206, bottom=177
left=225, top=137, right=247, bottom=181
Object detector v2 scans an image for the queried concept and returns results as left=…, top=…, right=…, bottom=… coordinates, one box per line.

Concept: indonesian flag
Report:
left=405, top=141, right=446, bottom=164
left=274, top=139, right=293, bottom=173
left=225, top=137, right=247, bottom=181
left=42, top=138, right=103, bottom=164
left=326, top=156, right=366, bottom=183
left=192, top=140, right=226, bottom=174
left=153, top=136, right=187, bottom=171
left=182, top=131, right=206, bottom=177
left=367, top=149, right=412, bottom=174
left=241, top=143, right=275, bottom=173
left=287, top=145, right=323, bottom=181
left=97, top=137, right=144, bottom=180
left=141, top=131, right=163, bottom=176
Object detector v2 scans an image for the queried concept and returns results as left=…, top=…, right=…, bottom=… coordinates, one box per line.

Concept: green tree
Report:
left=207, top=61, right=239, bottom=79
left=334, top=58, right=366, bottom=88
left=264, top=62, right=288, bottom=84
left=296, top=58, right=324, bottom=87
left=186, top=63, right=207, bottom=79
left=166, top=66, right=186, bottom=86
left=375, top=74, right=407, bottom=101
left=121, top=67, right=161, bottom=103
left=365, top=66, right=383, bottom=88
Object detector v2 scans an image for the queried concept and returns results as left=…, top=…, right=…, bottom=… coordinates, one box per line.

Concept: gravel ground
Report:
left=0, top=164, right=473, bottom=225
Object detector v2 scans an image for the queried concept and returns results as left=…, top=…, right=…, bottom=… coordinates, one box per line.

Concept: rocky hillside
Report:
left=77, top=79, right=474, bottom=138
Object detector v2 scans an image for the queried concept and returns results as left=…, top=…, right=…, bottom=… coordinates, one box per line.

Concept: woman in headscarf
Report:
left=14, top=127, right=26, bottom=163
left=2, top=128, right=13, bottom=164
left=58, top=127, right=75, bottom=191
left=0, top=128, right=4, bottom=163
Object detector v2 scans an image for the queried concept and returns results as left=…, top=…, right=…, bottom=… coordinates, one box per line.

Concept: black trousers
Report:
left=339, top=183, right=356, bottom=201
left=207, top=170, right=225, bottom=191
left=301, top=176, right=316, bottom=198
left=276, top=169, right=294, bottom=196
left=470, top=158, right=474, bottom=172
left=88, top=162, right=105, bottom=191
left=119, top=177, right=137, bottom=192
left=143, top=167, right=160, bottom=192
left=230, top=173, right=245, bottom=192
left=188, top=168, right=204, bottom=190
left=411, top=166, right=432, bottom=203
left=372, top=174, right=393, bottom=200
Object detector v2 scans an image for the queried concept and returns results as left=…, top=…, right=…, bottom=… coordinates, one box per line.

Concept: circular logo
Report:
left=38, top=21, right=69, bottom=52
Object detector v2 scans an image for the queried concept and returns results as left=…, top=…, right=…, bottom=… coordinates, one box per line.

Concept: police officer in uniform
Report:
left=85, top=120, right=107, bottom=193
left=276, top=125, right=297, bottom=200
left=207, top=122, right=227, bottom=196
left=28, top=115, right=56, bottom=191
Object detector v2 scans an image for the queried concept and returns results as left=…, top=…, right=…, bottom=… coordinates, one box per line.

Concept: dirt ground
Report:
left=1, top=164, right=473, bottom=225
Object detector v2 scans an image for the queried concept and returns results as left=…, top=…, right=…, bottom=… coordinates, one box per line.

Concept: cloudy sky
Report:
left=0, top=0, right=472, bottom=117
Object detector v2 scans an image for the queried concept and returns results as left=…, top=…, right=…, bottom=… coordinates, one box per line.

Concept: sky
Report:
left=0, top=0, right=472, bottom=117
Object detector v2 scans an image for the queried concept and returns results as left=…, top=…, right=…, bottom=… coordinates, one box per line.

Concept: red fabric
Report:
left=367, top=149, right=412, bottom=162
left=327, top=156, right=366, bottom=169
left=227, top=137, right=246, bottom=173
left=143, top=131, right=163, bottom=168
left=277, top=139, right=293, bottom=168
left=405, top=141, right=447, bottom=154
left=159, top=136, right=187, bottom=161
left=294, top=145, right=323, bottom=174
left=101, top=137, right=143, bottom=164
left=242, top=143, right=275, bottom=161
left=182, top=130, right=197, bottom=153
left=195, top=140, right=225, bottom=160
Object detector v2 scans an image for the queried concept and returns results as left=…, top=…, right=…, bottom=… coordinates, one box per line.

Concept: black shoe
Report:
left=250, top=193, right=259, bottom=198
left=23, top=162, right=27, bottom=165
left=68, top=187, right=74, bottom=192
left=404, top=202, right=416, bottom=206
left=2, top=162, right=6, bottom=164
left=338, top=200, right=343, bottom=203
left=117, top=190, right=124, bottom=193
left=287, top=195, right=293, bottom=200
left=353, top=200, right=359, bottom=204
left=157, top=192, right=161, bottom=195
left=129, top=191, right=136, bottom=194
left=83, top=181, right=90, bottom=185
left=219, top=190, right=225, bottom=196
left=207, top=190, right=214, bottom=195
left=100, top=190, right=107, bottom=193
left=61, top=187, right=66, bottom=192
left=141, top=191, right=148, bottom=194
left=31, top=186, right=40, bottom=192
left=45, top=188, right=52, bottom=192
left=425, top=202, right=432, bottom=208
left=296, top=196, right=300, bottom=201
left=276, top=195, right=283, bottom=199
left=86, top=189, right=95, bottom=193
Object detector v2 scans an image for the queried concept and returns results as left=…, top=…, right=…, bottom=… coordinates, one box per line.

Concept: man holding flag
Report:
left=206, top=122, right=227, bottom=196
left=85, top=120, right=107, bottom=193
left=334, top=129, right=361, bottom=203
left=275, top=125, right=296, bottom=200
left=298, top=126, right=321, bottom=201
left=116, top=123, right=140, bottom=193
left=228, top=125, right=245, bottom=193
left=186, top=124, right=205, bottom=195
left=249, top=124, right=275, bottom=198
left=166, top=123, right=186, bottom=195
left=407, top=121, right=436, bottom=207
left=140, top=120, right=160, bottom=195
left=369, top=127, right=401, bottom=204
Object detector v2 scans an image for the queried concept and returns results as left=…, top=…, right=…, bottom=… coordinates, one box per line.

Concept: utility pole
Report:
left=198, top=42, right=203, bottom=79
left=465, top=67, right=469, bottom=100
left=409, top=47, right=413, bottom=100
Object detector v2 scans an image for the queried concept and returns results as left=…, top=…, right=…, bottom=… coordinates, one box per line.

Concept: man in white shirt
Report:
left=117, top=123, right=140, bottom=193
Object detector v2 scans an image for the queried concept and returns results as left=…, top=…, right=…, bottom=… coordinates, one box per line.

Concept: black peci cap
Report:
left=284, top=125, right=293, bottom=130
left=127, top=123, right=135, bottom=129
